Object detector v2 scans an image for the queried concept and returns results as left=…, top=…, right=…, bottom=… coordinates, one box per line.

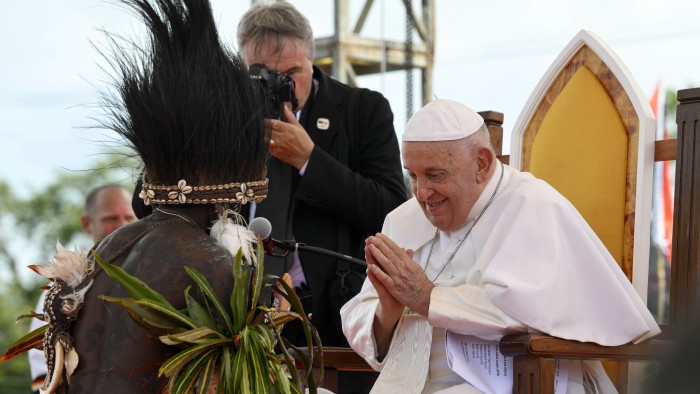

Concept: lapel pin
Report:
left=316, top=118, right=330, bottom=130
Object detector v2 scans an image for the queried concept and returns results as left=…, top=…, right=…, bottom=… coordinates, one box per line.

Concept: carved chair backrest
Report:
left=509, top=29, right=656, bottom=300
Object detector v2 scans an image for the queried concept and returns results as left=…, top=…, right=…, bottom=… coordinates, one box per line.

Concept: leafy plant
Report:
left=1, top=241, right=324, bottom=394
left=96, top=241, right=323, bottom=394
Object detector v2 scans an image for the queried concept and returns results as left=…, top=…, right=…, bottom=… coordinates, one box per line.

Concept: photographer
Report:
left=237, top=1, right=405, bottom=358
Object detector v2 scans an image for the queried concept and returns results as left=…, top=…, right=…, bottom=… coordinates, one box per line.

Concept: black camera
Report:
left=249, top=63, right=298, bottom=120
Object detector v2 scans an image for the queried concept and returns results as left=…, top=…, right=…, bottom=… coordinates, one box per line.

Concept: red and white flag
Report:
left=649, top=82, right=674, bottom=261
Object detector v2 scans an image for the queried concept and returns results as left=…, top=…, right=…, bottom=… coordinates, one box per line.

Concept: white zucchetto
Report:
left=403, top=99, right=484, bottom=142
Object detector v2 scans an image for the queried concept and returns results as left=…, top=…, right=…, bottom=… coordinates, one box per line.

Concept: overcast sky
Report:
left=2, top=0, right=699, bottom=196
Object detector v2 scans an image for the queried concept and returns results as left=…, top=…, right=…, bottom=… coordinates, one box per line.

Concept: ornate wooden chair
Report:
left=499, top=30, right=697, bottom=393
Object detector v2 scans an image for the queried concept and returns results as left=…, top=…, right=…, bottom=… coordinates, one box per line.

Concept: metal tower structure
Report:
left=314, top=0, right=435, bottom=107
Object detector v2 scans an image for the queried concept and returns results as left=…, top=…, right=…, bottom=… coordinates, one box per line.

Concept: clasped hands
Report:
left=365, top=233, right=435, bottom=319
left=266, top=105, right=314, bottom=170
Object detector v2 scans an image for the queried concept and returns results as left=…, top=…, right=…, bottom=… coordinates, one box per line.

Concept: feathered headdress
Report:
left=99, top=0, right=270, bottom=188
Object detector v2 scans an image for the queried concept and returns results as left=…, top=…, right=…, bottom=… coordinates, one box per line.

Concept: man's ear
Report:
left=475, top=147, right=494, bottom=184
left=80, top=215, right=91, bottom=236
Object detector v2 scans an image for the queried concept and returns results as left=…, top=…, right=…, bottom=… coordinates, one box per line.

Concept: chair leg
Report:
left=513, top=356, right=555, bottom=394
left=323, top=368, right=339, bottom=392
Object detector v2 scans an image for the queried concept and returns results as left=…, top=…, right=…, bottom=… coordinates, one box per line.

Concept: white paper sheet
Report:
left=445, top=331, right=569, bottom=394
left=555, top=359, right=570, bottom=393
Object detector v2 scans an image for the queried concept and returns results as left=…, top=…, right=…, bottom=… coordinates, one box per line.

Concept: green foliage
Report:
left=96, top=243, right=322, bottom=393
left=0, top=325, right=47, bottom=364
left=0, top=283, right=38, bottom=393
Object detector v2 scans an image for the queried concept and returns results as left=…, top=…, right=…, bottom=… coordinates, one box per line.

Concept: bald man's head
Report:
left=80, top=185, right=137, bottom=242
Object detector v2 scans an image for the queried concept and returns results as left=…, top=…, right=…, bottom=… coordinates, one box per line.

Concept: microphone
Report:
left=249, top=217, right=294, bottom=255
left=248, top=217, right=367, bottom=268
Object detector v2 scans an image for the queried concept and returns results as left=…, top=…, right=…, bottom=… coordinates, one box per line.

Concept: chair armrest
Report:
left=317, top=347, right=374, bottom=371
left=293, top=346, right=372, bottom=370
left=499, top=326, right=672, bottom=361
left=292, top=347, right=375, bottom=392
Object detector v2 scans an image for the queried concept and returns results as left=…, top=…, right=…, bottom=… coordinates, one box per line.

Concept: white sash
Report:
left=371, top=314, right=433, bottom=393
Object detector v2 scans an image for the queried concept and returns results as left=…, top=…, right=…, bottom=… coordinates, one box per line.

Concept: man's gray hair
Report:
left=464, top=124, right=494, bottom=154
left=237, top=2, right=315, bottom=61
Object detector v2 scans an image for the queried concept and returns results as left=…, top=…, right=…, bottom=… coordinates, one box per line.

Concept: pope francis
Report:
left=340, top=99, right=660, bottom=393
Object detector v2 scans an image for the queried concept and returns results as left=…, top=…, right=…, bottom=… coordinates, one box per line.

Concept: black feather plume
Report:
left=98, top=0, right=269, bottom=186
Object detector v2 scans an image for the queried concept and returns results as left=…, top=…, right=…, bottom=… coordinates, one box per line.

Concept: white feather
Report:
left=30, top=241, right=92, bottom=287
left=60, top=279, right=94, bottom=315
left=210, top=216, right=257, bottom=265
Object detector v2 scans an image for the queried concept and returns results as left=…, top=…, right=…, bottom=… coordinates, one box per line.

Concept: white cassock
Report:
left=340, top=163, right=660, bottom=394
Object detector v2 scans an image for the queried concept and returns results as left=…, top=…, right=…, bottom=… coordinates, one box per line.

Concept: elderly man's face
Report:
left=403, top=140, right=483, bottom=232
left=242, top=39, right=314, bottom=111
left=82, top=188, right=137, bottom=242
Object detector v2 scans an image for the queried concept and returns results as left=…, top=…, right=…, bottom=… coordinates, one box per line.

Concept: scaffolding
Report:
left=314, top=0, right=435, bottom=107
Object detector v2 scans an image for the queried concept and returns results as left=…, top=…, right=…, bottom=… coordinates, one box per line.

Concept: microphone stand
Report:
left=266, top=239, right=367, bottom=268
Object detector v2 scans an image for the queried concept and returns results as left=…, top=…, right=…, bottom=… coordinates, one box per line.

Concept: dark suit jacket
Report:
left=259, top=66, right=406, bottom=346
